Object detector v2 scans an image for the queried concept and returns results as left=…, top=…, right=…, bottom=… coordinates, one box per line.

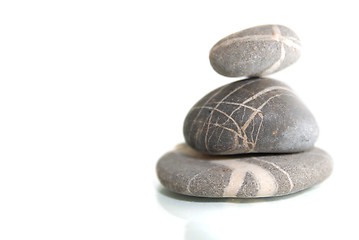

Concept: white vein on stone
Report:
left=212, top=101, right=261, bottom=112
left=212, top=160, right=278, bottom=197
left=261, top=26, right=287, bottom=75
left=202, top=81, right=256, bottom=152
left=188, top=84, right=229, bottom=139
left=242, top=86, right=292, bottom=104
left=205, top=85, right=293, bottom=152
left=253, top=157, right=294, bottom=192
left=192, top=106, right=241, bottom=133
left=210, top=26, right=301, bottom=53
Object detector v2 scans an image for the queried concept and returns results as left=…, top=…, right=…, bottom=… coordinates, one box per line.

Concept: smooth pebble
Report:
left=183, top=78, right=318, bottom=155
left=209, top=24, right=301, bottom=77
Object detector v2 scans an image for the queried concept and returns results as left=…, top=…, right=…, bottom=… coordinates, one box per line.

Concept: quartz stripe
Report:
left=212, top=160, right=278, bottom=197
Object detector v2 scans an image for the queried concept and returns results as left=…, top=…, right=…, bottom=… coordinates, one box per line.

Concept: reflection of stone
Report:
left=156, top=144, right=332, bottom=198
left=156, top=186, right=318, bottom=240
left=156, top=186, right=241, bottom=240
left=185, top=221, right=217, bottom=240
left=156, top=186, right=229, bottom=220
left=183, top=78, right=318, bottom=155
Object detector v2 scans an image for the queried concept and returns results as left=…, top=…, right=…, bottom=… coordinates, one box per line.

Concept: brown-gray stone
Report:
left=156, top=144, right=333, bottom=198
left=209, top=24, right=301, bottom=77
left=183, top=77, right=318, bottom=155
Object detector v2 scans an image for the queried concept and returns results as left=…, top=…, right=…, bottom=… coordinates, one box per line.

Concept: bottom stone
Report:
left=156, top=144, right=332, bottom=198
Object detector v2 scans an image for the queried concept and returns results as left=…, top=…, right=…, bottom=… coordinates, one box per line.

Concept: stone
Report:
left=183, top=78, right=318, bottom=155
left=209, top=24, right=301, bottom=77
left=156, top=144, right=333, bottom=198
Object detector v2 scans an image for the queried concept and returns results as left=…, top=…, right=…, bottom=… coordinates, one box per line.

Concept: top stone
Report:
left=209, top=24, right=301, bottom=77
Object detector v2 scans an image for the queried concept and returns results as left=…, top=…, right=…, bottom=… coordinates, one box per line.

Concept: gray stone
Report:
left=209, top=24, right=301, bottom=77
left=156, top=144, right=333, bottom=198
left=183, top=78, right=318, bottom=155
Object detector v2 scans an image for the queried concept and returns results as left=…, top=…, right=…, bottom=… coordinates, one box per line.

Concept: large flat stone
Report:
left=156, top=144, right=333, bottom=198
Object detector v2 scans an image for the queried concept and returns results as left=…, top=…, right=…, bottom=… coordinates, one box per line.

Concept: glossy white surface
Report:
left=0, top=0, right=358, bottom=239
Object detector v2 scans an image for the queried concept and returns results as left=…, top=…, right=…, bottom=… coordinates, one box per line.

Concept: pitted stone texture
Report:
left=156, top=144, right=333, bottom=198
left=183, top=78, right=318, bottom=155
left=209, top=24, right=301, bottom=77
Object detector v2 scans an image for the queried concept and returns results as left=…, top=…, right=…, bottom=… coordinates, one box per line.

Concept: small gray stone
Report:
left=209, top=24, right=301, bottom=77
left=183, top=78, right=318, bottom=155
left=156, top=144, right=333, bottom=198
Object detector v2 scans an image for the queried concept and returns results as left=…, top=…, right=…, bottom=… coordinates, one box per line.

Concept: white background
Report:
left=0, top=0, right=358, bottom=239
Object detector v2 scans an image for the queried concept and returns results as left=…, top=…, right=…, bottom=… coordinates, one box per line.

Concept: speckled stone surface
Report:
left=209, top=24, right=301, bottom=77
left=183, top=78, right=318, bottom=155
left=156, top=144, right=332, bottom=198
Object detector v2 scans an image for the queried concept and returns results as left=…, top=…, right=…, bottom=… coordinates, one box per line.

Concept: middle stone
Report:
left=183, top=78, right=318, bottom=155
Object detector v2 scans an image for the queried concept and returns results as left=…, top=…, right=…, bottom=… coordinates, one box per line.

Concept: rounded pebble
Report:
left=156, top=144, right=333, bottom=198
left=209, top=24, right=301, bottom=77
left=183, top=78, right=318, bottom=155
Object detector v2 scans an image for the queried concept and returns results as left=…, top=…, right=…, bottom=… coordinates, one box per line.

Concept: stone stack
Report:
left=156, top=24, right=332, bottom=198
